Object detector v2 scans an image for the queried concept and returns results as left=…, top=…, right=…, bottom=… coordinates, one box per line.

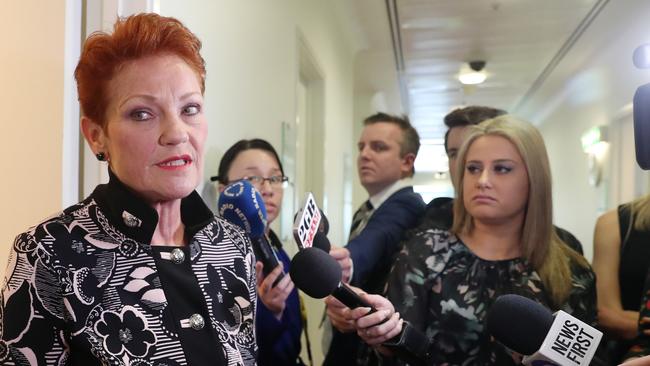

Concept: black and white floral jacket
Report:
left=0, top=172, right=257, bottom=365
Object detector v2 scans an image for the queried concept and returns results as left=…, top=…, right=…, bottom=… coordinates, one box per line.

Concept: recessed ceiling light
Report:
left=458, top=60, right=487, bottom=85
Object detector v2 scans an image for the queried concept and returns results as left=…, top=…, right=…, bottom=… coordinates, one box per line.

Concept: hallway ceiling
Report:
left=352, top=0, right=606, bottom=142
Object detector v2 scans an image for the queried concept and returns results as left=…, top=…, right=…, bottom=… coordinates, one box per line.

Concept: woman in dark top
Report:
left=593, top=196, right=650, bottom=362
left=215, top=139, right=305, bottom=366
left=624, top=268, right=650, bottom=360
left=0, top=14, right=256, bottom=365
left=335, top=116, right=596, bottom=365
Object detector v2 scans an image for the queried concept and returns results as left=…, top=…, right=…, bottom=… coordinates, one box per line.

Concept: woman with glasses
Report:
left=215, top=139, right=304, bottom=366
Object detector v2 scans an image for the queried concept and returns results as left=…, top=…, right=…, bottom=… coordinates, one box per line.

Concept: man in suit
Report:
left=323, top=112, right=425, bottom=366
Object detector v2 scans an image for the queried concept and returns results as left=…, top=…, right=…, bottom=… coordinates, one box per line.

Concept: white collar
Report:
left=368, top=178, right=411, bottom=210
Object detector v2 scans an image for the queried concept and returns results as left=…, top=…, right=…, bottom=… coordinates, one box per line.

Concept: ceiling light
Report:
left=458, top=60, right=487, bottom=85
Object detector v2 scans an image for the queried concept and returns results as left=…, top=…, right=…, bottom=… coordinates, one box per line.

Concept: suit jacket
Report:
left=324, top=186, right=424, bottom=366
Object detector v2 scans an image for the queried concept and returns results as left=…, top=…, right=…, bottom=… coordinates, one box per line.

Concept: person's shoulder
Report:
left=10, top=199, right=96, bottom=257
left=387, top=186, right=425, bottom=207
left=405, top=226, right=455, bottom=250
left=595, top=207, right=619, bottom=229
left=568, top=253, right=596, bottom=284
left=554, top=226, right=584, bottom=255
left=208, top=216, right=250, bottom=242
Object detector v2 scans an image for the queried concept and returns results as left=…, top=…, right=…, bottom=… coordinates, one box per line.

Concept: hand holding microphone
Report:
left=290, top=247, right=429, bottom=365
left=255, top=262, right=293, bottom=318
left=329, top=247, right=353, bottom=283
left=350, top=295, right=403, bottom=346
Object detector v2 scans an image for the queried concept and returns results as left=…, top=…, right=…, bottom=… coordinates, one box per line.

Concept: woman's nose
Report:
left=159, top=114, right=189, bottom=145
left=477, top=170, right=491, bottom=188
left=258, top=179, right=274, bottom=195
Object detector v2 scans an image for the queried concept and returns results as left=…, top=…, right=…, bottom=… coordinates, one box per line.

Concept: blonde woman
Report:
left=333, top=116, right=596, bottom=365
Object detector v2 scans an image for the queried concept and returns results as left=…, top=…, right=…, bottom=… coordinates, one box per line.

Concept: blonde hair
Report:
left=620, top=195, right=650, bottom=243
left=451, top=115, right=589, bottom=308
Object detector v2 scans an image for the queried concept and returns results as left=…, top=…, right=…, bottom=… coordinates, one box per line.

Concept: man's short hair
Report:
left=363, top=112, right=420, bottom=159
left=443, top=106, right=507, bottom=152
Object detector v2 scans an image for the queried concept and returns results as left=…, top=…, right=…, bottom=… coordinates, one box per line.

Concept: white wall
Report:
left=159, top=0, right=359, bottom=247
left=519, top=0, right=650, bottom=261
left=159, top=2, right=362, bottom=362
left=0, top=1, right=70, bottom=277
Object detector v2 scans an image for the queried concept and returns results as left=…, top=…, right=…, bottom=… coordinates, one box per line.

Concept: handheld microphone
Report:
left=293, top=193, right=322, bottom=249
left=487, top=294, right=604, bottom=366
left=218, top=180, right=283, bottom=281
left=291, top=247, right=429, bottom=365
left=634, top=83, right=650, bottom=170
left=294, top=206, right=331, bottom=252
left=633, top=44, right=650, bottom=69
left=290, top=247, right=372, bottom=309
left=312, top=230, right=331, bottom=253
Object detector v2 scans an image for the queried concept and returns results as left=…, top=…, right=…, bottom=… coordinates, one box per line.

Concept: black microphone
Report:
left=293, top=193, right=330, bottom=250
left=290, top=247, right=429, bottom=365
left=290, top=247, right=372, bottom=309
left=487, top=294, right=605, bottom=366
left=294, top=207, right=331, bottom=253
left=312, top=230, right=331, bottom=253
left=634, top=83, right=650, bottom=170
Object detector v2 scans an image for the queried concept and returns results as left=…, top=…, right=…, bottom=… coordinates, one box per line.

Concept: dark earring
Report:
left=96, top=152, right=106, bottom=161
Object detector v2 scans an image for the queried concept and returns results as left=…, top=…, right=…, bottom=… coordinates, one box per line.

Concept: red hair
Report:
left=74, top=13, right=205, bottom=127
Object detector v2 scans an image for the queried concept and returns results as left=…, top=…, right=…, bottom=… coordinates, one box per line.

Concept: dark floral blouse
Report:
left=624, top=270, right=650, bottom=359
left=385, top=228, right=597, bottom=366
left=0, top=173, right=257, bottom=365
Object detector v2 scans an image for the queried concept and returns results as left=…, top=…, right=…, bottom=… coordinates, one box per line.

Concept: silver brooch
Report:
left=122, top=211, right=142, bottom=228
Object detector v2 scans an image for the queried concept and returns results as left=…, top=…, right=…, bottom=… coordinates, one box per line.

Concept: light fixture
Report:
left=458, top=60, right=487, bottom=85
left=581, top=126, right=609, bottom=187
left=581, top=125, right=608, bottom=155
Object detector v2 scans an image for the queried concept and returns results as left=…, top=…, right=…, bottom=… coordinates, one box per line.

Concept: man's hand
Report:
left=256, top=262, right=294, bottom=320
left=329, top=246, right=353, bottom=283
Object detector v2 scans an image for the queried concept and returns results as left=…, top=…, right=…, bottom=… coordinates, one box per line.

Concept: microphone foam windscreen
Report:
left=290, top=247, right=341, bottom=298
left=634, top=83, right=650, bottom=170
left=634, top=44, right=650, bottom=69
left=486, top=294, right=554, bottom=356
left=218, top=180, right=267, bottom=238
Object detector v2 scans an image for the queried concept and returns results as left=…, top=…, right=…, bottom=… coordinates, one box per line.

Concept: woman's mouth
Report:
left=156, top=155, right=192, bottom=169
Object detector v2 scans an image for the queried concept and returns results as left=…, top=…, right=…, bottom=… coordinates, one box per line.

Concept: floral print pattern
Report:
left=0, top=179, right=257, bottom=365
left=386, top=228, right=597, bottom=366
left=95, top=306, right=156, bottom=357
left=624, top=270, right=650, bottom=359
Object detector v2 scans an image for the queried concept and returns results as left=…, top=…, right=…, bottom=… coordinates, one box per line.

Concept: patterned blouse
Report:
left=0, top=173, right=257, bottom=365
left=385, top=228, right=597, bottom=366
left=624, top=270, right=650, bottom=359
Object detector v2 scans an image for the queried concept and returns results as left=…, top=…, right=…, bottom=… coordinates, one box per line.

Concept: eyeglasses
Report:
left=241, top=175, right=289, bottom=188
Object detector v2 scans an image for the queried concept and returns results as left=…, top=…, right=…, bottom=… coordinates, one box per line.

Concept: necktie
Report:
left=348, top=200, right=373, bottom=240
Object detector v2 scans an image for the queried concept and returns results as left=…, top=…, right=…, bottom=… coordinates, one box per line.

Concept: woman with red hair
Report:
left=0, top=13, right=256, bottom=365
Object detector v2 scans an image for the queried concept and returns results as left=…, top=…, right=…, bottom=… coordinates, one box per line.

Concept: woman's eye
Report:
left=494, top=165, right=513, bottom=174
left=466, top=165, right=481, bottom=174
left=130, top=110, right=153, bottom=121
left=183, top=104, right=201, bottom=116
